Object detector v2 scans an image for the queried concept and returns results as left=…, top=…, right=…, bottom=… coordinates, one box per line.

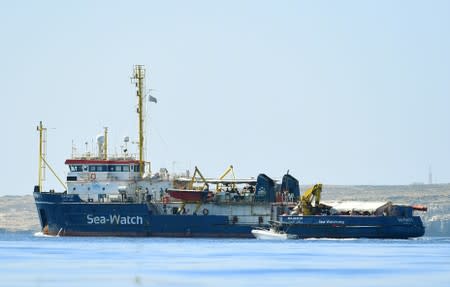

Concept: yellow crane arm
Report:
left=300, top=183, right=322, bottom=215
left=216, top=165, right=235, bottom=191
left=190, top=166, right=209, bottom=191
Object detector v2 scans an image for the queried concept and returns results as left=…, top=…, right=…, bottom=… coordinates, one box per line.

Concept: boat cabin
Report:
left=66, top=159, right=142, bottom=182
left=65, top=158, right=147, bottom=200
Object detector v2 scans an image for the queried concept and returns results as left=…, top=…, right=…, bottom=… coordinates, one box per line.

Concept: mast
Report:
left=37, top=121, right=46, bottom=192
left=132, top=65, right=146, bottom=177
left=36, top=121, right=67, bottom=191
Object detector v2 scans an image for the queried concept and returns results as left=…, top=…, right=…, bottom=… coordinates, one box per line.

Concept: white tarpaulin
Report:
left=321, top=201, right=391, bottom=215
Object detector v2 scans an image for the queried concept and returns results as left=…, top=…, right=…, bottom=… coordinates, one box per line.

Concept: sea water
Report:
left=0, top=232, right=449, bottom=287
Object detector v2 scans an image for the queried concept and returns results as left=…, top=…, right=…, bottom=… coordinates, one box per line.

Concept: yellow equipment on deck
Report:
left=216, top=165, right=236, bottom=192
left=300, top=183, right=322, bottom=215
left=189, top=166, right=209, bottom=191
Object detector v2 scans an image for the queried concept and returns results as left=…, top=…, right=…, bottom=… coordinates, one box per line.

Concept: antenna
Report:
left=428, top=166, right=433, bottom=185
left=122, top=136, right=129, bottom=155
left=104, top=127, right=108, bottom=160
left=71, top=140, right=77, bottom=158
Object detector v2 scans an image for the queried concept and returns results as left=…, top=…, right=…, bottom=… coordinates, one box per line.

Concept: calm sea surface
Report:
left=0, top=232, right=449, bottom=287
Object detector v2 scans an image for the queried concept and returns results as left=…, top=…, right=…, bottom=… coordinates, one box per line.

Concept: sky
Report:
left=1, top=0, right=449, bottom=195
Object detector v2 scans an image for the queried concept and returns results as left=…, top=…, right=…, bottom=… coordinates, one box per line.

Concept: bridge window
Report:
left=84, top=165, right=132, bottom=172
left=135, top=165, right=140, bottom=172
left=70, top=165, right=83, bottom=172
left=88, top=165, right=108, bottom=172
left=107, top=165, right=131, bottom=172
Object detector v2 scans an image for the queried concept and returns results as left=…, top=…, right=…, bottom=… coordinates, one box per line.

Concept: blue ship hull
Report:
left=34, top=192, right=260, bottom=237
left=34, top=192, right=425, bottom=239
left=275, top=215, right=425, bottom=239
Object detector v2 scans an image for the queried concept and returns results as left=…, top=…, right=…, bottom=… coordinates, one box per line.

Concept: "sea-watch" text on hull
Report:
left=87, top=214, right=143, bottom=225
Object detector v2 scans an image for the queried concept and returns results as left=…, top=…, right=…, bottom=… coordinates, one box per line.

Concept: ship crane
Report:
left=216, top=165, right=236, bottom=192
left=189, top=166, right=209, bottom=191
left=301, top=183, right=322, bottom=215
left=291, top=183, right=322, bottom=215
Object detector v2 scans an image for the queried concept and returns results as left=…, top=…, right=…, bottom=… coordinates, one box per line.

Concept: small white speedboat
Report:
left=251, top=228, right=297, bottom=240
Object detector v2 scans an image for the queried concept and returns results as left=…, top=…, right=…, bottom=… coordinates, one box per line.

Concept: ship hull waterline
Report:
left=34, top=192, right=425, bottom=239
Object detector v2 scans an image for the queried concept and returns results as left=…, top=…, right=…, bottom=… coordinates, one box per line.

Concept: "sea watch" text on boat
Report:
left=87, top=214, right=143, bottom=225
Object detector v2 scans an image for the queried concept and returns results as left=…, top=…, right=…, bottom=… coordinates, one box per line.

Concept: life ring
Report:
left=202, top=208, right=209, bottom=216
left=90, top=173, right=96, bottom=180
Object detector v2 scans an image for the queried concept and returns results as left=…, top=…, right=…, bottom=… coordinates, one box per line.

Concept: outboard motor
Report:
left=255, top=174, right=275, bottom=202
left=281, top=174, right=300, bottom=201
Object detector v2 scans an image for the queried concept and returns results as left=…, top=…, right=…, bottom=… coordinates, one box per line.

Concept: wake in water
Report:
left=304, top=237, right=358, bottom=241
left=33, top=231, right=57, bottom=238
left=34, top=227, right=64, bottom=237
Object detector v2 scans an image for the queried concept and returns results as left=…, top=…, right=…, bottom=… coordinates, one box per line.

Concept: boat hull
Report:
left=275, top=215, right=425, bottom=239
left=166, top=189, right=210, bottom=202
left=34, top=192, right=262, bottom=238
left=251, top=229, right=297, bottom=240
left=34, top=192, right=425, bottom=239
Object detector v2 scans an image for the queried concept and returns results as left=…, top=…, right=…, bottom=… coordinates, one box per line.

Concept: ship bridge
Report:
left=66, top=158, right=142, bottom=182
left=65, top=157, right=146, bottom=201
